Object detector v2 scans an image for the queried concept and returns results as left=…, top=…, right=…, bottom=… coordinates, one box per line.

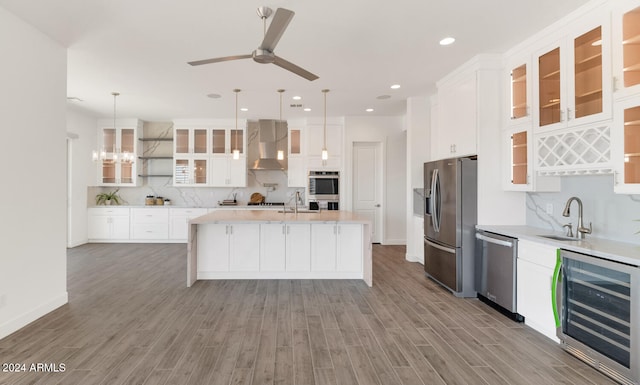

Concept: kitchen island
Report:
left=187, top=210, right=372, bottom=287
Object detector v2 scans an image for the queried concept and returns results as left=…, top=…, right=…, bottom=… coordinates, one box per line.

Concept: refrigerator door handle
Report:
left=431, top=168, right=440, bottom=232
left=424, top=238, right=455, bottom=254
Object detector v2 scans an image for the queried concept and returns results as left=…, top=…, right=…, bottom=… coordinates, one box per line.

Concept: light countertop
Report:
left=190, top=209, right=371, bottom=225
left=477, top=225, right=640, bottom=267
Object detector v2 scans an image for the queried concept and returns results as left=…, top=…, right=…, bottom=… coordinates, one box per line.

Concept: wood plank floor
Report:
left=0, top=243, right=618, bottom=385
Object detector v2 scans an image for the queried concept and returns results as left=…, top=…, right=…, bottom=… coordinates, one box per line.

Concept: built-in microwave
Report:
left=308, top=171, right=339, bottom=201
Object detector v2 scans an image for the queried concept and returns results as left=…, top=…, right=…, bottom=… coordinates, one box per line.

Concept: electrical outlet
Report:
left=546, top=203, right=553, bottom=215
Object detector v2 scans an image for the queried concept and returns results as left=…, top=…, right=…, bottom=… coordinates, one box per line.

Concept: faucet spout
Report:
left=562, top=197, right=592, bottom=239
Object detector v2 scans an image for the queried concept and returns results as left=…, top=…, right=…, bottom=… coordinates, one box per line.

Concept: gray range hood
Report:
left=249, top=119, right=288, bottom=170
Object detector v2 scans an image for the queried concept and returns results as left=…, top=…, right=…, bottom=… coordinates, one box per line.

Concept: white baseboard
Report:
left=0, top=292, right=68, bottom=340
left=382, top=239, right=406, bottom=245
left=405, top=254, right=424, bottom=264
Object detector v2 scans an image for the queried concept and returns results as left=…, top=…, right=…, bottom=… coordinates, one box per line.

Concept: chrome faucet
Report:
left=294, top=190, right=301, bottom=214
left=562, top=197, right=592, bottom=239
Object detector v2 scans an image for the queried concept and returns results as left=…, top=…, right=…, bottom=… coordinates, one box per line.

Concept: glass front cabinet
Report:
left=503, top=127, right=559, bottom=192
left=613, top=1, right=640, bottom=99
left=613, top=97, right=640, bottom=193
left=96, top=120, right=141, bottom=186
left=534, top=13, right=611, bottom=131
left=173, top=124, right=246, bottom=187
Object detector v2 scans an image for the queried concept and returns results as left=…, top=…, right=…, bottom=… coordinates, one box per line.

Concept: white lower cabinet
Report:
left=229, top=224, right=260, bottom=271
left=169, top=208, right=208, bottom=241
left=197, top=224, right=230, bottom=272
left=311, top=223, right=362, bottom=272
left=517, top=239, right=559, bottom=342
left=260, top=223, right=311, bottom=271
left=197, top=223, right=260, bottom=272
left=131, top=208, right=169, bottom=240
left=88, top=207, right=130, bottom=241
left=286, top=224, right=311, bottom=271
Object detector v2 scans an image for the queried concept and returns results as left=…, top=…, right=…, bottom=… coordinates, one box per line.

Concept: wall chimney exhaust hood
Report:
left=248, top=119, right=288, bottom=170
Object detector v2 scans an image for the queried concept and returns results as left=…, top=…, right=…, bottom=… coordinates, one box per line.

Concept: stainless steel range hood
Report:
left=248, top=119, right=288, bottom=170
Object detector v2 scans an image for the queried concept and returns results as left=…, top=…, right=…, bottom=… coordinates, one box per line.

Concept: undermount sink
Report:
left=538, top=234, right=578, bottom=241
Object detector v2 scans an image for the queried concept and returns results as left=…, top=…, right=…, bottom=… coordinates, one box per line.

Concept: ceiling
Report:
left=0, top=0, right=592, bottom=122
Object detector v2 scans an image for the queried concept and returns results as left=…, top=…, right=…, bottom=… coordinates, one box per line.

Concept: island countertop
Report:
left=190, top=209, right=371, bottom=225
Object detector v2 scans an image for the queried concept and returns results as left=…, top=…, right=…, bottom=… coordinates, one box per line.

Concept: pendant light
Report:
left=321, top=89, right=330, bottom=161
left=93, top=92, right=126, bottom=163
left=232, top=89, right=241, bottom=160
left=277, top=89, right=285, bottom=160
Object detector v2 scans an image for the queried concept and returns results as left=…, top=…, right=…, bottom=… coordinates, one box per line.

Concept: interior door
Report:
left=353, top=142, right=382, bottom=243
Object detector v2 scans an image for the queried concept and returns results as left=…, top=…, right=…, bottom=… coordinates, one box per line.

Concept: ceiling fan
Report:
left=188, top=6, right=318, bottom=81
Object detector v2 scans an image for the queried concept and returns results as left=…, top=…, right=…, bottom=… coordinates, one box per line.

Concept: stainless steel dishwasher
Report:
left=475, top=230, right=523, bottom=322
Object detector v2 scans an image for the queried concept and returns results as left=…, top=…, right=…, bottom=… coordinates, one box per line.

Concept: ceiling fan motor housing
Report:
left=253, top=49, right=276, bottom=64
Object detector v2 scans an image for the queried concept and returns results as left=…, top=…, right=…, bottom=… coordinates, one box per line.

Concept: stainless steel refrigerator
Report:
left=424, top=156, right=477, bottom=297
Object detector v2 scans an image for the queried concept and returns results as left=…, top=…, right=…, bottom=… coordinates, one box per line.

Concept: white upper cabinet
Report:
left=612, top=1, right=640, bottom=99
left=287, top=126, right=307, bottom=187
left=435, top=70, right=477, bottom=160
left=172, top=121, right=246, bottom=187
left=174, top=127, right=208, bottom=155
left=533, top=9, right=612, bottom=132
left=506, top=55, right=533, bottom=126
left=96, top=119, right=141, bottom=186
left=612, top=96, right=640, bottom=193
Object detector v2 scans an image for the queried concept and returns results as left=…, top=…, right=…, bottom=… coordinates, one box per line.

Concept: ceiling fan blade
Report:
left=188, top=54, right=252, bottom=66
left=259, top=8, right=294, bottom=51
left=273, top=56, right=319, bottom=81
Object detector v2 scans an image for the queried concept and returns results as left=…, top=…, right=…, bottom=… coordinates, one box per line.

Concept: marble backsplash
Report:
left=89, top=169, right=305, bottom=208
left=526, top=175, right=640, bottom=244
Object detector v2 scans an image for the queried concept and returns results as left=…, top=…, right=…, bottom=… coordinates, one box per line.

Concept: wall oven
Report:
left=308, top=171, right=339, bottom=201
left=553, top=249, right=639, bottom=385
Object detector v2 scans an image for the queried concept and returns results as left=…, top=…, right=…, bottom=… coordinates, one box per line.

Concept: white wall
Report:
left=0, top=6, right=68, bottom=339
left=344, top=116, right=406, bottom=244
left=67, top=105, right=98, bottom=246
left=405, top=95, right=431, bottom=263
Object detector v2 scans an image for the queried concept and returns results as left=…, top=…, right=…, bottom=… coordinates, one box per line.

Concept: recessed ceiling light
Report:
left=366, top=108, right=374, bottom=112
left=207, top=93, right=221, bottom=99
left=390, top=84, right=401, bottom=90
left=240, top=107, right=248, bottom=112
left=376, top=95, right=391, bottom=100
left=292, top=96, right=302, bottom=100
left=303, top=108, right=311, bottom=112
left=439, top=37, right=456, bottom=46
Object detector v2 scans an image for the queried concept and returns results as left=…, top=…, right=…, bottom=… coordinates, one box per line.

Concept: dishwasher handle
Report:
left=475, top=232, right=515, bottom=248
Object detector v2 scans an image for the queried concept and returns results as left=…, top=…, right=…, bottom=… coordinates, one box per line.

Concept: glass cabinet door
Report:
left=174, top=159, right=189, bottom=184
left=211, top=129, right=226, bottom=154
left=194, top=159, right=208, bottom=184
left=120, top=163, right=133, bottom=184
left=623, top=6, right=640, bottom=88
left=102, top=128, right=116, bottom=152
left=574, top=26, right=603, bottom=119
left=175, top=129, right=189, bottom=154
left=230, top=129, right=243, bottom=154
left=193, top=129, right=207, bottom=154
left=120, top=129, right=135, bottom=153
left=511, top=131, right=528, bottom=185
left=102, top=161, right=116, bottom=184
left=511, top=64, right=527, bottom=120
left=624, top=105, right=640, bottom=183
left=539, top=48, right=561, bottom=127
left=290, top=129, right=301, bottom=155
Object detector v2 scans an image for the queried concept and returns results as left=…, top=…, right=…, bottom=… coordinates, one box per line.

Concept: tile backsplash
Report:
left=88, top=169, right=304, bottom=208
left=527, top=175, right=640, bottom=244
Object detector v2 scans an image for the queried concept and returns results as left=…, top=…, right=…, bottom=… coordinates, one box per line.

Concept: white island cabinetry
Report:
left=189, top=210, right=371, bottom=286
